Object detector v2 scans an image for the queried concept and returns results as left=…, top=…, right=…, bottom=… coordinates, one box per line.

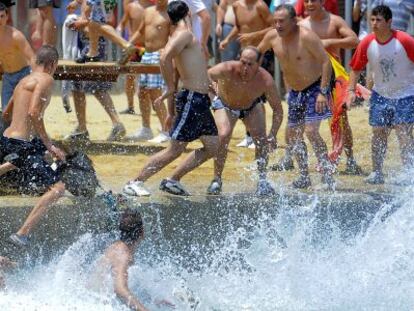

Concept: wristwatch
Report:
left=320, top=86, right=330, bottom=96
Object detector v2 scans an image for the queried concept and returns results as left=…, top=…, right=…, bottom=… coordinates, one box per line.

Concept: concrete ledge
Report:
left=0, top=190, right=396, bottom=268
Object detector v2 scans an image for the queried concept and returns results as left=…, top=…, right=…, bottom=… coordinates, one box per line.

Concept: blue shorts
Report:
left=170, top=89, right=218, bottom=142
left=287, top=79, right=332, bottom=127
left=0, top=136, right=60, bottom=191
left=369, top=91, right=414, bottom=127
left=212, top=96, right=262, bottom=119
left=1, top=66, right=31, bottom=110
left=139, top=52, right=165, bottom=89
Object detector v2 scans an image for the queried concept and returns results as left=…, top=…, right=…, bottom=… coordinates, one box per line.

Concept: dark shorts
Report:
left=211, top=96, right=262, bottom=119
left=287, top=78, right=332, bottom=127
left=1, top=66, right=31, bottom=110
left=0, top=136, right=59, bottom=191
left=29, top=0, right=61, bottom=8
left=261, top=50, right=274, bottom=76
left=170, top=89, right=218, bottom=142
left=369, top=91, right=414, bottom=127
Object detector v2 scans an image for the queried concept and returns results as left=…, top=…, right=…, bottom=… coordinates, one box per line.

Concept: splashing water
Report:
left=2, top=185, right=414, bottom=310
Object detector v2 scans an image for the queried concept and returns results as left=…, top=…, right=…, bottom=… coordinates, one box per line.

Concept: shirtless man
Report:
left=216, top=0, right=240, bottom=61
left=219, top=0, right=274, bottom=148
left=123, top=0, right=218, bottom=196
left=117, top=0, right=145, bottom=115
left=30, top=0, right=61, bottom=46
left=219, top=0, right=272, bottom=50
left=2, top=46, right=66, bottom=247
left=207, top=46, right=283, bottom=195
left=91, top=208, right=174, bottom=310
left=0, top=3, right=34, bottom=114
left=258, top=4, right=335, bottom=189
left=127, top=0, right=170, bottom=143
left=275, top=0, right=362, bottom=175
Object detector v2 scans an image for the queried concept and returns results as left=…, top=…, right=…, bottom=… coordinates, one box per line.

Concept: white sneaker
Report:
left=147, top=132, right=170, bottom=144
left=123, top=180, right=151, bottom=196
left=247, top=142, right=256, bottom=149
left=126, top=127, right=154, bottom=142
left=236, top=135, right=254, bottom=148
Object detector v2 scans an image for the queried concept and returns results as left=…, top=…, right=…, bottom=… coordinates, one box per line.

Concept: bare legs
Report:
left=16, top=181, right=66, bottom=237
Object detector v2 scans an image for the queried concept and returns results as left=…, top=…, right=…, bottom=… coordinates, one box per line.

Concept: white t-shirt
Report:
left=350, top=30, right=414, bottom=99
left=169, top=0, right=207, bottom=42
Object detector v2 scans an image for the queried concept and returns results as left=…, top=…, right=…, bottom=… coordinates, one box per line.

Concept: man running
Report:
left=2, top=46, right=66, bottom=247
left=123, top=0, right=218, bottom=196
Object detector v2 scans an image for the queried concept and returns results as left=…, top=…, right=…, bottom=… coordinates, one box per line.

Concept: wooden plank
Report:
left=54, top=60, right=161, bottom=81
left=0, top=60, right=161, bottom=82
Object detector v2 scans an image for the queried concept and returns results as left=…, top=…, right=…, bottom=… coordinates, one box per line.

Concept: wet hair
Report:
left=167, top=0, right=189, bottom=25
left=0, top=3, right=7, bottom=12
left=35, top=45, right=59, bottom=67
left=274, top=4, right=297, bottom=19
left=240, top=46, right=262, bottom=62
left=119, top=208, right=144, bottom=244
left=371, top=5, right=392, bottom=22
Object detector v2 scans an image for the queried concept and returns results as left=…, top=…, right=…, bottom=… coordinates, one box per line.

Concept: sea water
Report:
left=1, top=185, right=414, bottom=310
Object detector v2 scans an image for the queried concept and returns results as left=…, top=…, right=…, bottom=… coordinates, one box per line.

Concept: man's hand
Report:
left=154, top=89, right=175, bottom=108
left=216, top=24, right=223, bottom=37
left=345, top=90, right=356, bottom=111
left=219, top=39, right=229, bottom=50
left=238, top=32, right=254, bottom=46
left=49, top=145, right=66, bottom=162
left=66, top=0, right=79, bottom=12
left=164, top=112, right=176, bottom=131
left=70, top=18, right=88, bottom=31
left=315, top=93, right=329, bottom=113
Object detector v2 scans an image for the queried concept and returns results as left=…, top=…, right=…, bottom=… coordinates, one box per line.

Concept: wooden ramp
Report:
left=54, top=60, right=161, bottom=81
left=0, top=61, right=161, bottom=82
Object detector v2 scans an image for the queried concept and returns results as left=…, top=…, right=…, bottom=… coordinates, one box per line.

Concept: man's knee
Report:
left=50, top=181, right=65, bottom=196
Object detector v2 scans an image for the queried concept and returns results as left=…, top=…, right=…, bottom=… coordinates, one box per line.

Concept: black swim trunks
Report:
left=212, top=96, right=263, bottom=119
left=170, top=89, right=218, bottom=142
left=0, top=136, right=59, bottom=191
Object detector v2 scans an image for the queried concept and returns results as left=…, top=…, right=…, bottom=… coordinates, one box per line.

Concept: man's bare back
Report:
left=216, top=62, right=273, bottom=109
left=4, top=72, right=53, bottom=141
left=0, top=26, right=33, bottom=73
left=172, top=29, right=209, bottom=93
left=261, top=27, right=325, bottom=90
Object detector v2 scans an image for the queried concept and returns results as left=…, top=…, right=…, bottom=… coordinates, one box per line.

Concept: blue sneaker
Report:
left=9, top=233, right=30, bottom=247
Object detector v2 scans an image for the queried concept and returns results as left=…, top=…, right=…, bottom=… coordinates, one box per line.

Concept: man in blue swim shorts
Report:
left=259, top=4, right=335, bottom=189
left=0, top=3, right=34, bottom=133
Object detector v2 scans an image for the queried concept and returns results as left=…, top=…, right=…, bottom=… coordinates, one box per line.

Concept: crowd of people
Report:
left=1, top=0, right=414, bottom=309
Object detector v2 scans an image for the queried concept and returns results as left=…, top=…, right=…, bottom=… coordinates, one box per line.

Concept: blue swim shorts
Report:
left=1, top=66, right=31, bottom=110
left=287, top=78, right=332, bottom=127
left=170, top=89, right=218, bottom=142
left=369, top=91, right=414, bottom=127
